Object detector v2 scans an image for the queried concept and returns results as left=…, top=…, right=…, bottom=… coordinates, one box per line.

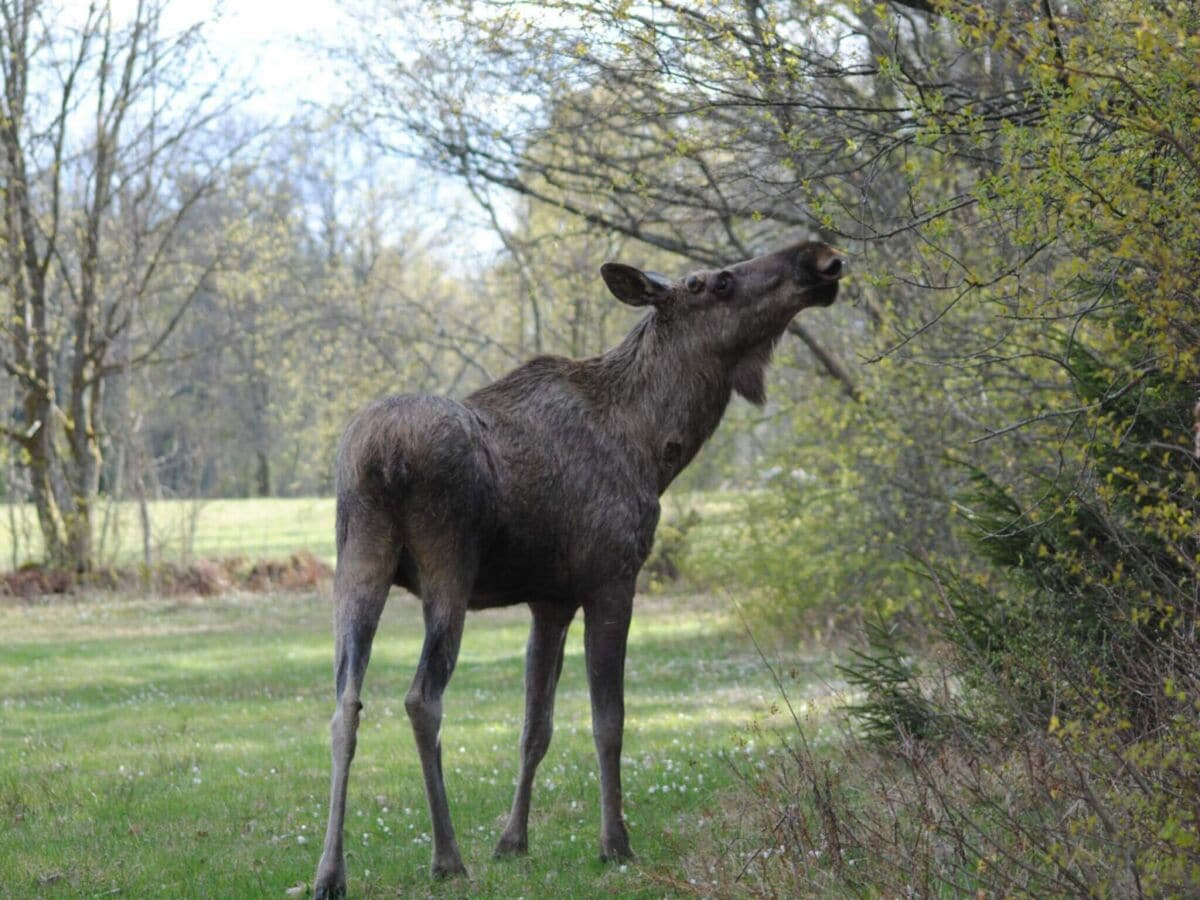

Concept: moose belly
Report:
left=469, top=526, right=574, bottom=608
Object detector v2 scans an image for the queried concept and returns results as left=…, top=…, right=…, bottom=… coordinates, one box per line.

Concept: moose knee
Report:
left=330, top=698, right=363, bottom=757
left=524, top=718, right=553, bottom=762
left=405, top=689, right=442, bottom=740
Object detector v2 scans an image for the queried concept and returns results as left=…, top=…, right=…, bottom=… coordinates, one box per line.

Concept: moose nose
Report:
left=817, top=254, right=847, bottom=281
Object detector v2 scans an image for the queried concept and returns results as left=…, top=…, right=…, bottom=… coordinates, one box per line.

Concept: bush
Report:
left=684, top=400, right=934, bottom=636
left=688, top=710, right=1200, bottom=897
left=0, top=552, right=332, bottom=601
left=819, top=319, right=1200, bottom=895
left=639, top=508, right=701, bottom=593
left=838, top=614, right=949, bottom=745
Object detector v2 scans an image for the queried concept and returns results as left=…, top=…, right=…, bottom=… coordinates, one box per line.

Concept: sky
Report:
left=219, top=4, right=350, bottom=116
left=165, top=0, right=349, bottom=120
left=50, top=0, right=354, bottom=124
left=58, top=0, right=509, bottom=270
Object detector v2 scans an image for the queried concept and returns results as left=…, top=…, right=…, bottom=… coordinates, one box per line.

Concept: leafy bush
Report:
left=697, top=1, right=1200, bottom=892
left=683, top=391, right=936, bottom=636
left=639, top=508, right=701, bottom=593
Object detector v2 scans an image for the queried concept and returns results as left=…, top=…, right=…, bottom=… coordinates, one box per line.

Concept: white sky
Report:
left=200, top=1, right=349, bottom=119
left=56, top=0, right=510, bottom=269
left=166, top=0, right=349, bottom=120
left=56, top=0, right=350, bottom=120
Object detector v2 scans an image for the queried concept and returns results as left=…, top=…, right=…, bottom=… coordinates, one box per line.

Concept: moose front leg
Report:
left=583, top=588, right=634, bottom=862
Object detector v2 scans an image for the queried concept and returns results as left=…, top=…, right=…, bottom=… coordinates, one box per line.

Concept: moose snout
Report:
left=788, top=242, right=847, bottom=306
left=815, top=249, right=848, bottom=281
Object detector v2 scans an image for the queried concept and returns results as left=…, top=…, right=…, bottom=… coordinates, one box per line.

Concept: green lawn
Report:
left=0, top=492, right=750, bottom=571
left=0, top=498, right=340, bottom=568
left=0, top=588, right=839, bottom=898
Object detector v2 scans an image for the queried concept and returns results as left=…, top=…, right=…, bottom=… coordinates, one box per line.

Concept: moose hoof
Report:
left=493, top=833, right=528, bottom=858
left=312, top=855, right=346, bottom=900
left=431, top=857, right=468, bottom=880
left=312, top=873, right=346, bottom=900
left=600, top=835, right=634, bottom=864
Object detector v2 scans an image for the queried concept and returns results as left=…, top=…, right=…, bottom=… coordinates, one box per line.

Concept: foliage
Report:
left=677, top=356, right=953, bottom=634
left=802, top=2, right=1200, bottom=894
left=838, top=615, right=943, bottom=745
left=947, top=338, right=1199, bottom=727
left=638, top=507, right=699, bottom=592
left=683, top=715, right=1200, bottom=897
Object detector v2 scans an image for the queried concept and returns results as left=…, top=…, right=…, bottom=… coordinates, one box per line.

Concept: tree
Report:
left=330, top=1, right=1042, bottom=394
left=0, top=0, right=247, bottom=567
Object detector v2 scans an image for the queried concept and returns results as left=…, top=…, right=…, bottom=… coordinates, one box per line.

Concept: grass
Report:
left=0, top=492, right=750, bottom=571
left=0, top=587, right=842, bottom=898
left=0, top=498, right=339, bottom=569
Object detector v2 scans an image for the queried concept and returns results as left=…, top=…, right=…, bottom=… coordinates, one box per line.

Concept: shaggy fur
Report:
left=312, top=241, right=846, bottom=895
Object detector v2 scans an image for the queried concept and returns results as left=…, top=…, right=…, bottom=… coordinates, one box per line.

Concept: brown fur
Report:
left=312, top=241, right=846, bottom=895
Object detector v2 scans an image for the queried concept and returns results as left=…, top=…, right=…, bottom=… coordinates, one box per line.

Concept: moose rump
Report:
left=335, top=394, right=500, bottom=601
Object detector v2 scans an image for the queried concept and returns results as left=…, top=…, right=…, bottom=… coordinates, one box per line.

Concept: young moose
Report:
left=312, top=241, right=846, bottom=896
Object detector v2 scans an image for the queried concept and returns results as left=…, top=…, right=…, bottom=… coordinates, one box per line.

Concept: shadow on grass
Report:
left=2, top=598, right=768, bottom=712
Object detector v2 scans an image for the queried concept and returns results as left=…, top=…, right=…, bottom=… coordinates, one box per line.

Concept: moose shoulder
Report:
left=313, top=241, right=847, bottom=897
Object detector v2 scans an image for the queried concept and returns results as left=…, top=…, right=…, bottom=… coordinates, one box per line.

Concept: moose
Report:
left=312, top=240, right=846, bottom=896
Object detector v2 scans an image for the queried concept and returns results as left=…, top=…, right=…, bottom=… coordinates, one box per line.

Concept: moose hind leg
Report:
left=314, top=530, right=395, bottom=900
left=406, top=584, right=470, bottom=878
left=495, top=607, right=571, bottom=857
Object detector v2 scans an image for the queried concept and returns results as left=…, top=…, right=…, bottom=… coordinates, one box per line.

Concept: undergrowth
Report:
left=0, top=551, right=331, bottom=600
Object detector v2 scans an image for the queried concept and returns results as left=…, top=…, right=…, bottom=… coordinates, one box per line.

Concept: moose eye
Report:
left=685, top=274, right=705, bottom=294
left=714, top=271, right=733, bottom=294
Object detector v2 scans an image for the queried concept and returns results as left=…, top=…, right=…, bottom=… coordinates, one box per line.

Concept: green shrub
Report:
left=838, top=614, right=946, bottom=744
left=639, top=508, right=701, bottom=593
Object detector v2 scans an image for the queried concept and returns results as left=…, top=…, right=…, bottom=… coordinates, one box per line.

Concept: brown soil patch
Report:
left=0, top=551, right=332, bottom=601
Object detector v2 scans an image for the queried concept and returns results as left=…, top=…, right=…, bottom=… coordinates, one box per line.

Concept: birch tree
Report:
left=0, top=0, right=247, bottom=567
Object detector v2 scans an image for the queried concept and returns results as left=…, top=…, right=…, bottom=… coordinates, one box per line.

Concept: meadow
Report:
left=0, top=493, right=748, bottom=572
left=0, top=498, right=340, bottom=570
left=0, top=586, right=841, bottom=898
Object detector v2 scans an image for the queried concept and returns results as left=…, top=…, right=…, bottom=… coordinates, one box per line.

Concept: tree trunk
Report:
left=29, top=451, right=68, bottom=567
left=64, top=499, right=93, bottom=573
left=255, top=450, right=271, bottom=498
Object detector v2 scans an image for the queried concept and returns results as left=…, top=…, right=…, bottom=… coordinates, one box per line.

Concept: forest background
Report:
left=2, top=0, right=1198, bottom=894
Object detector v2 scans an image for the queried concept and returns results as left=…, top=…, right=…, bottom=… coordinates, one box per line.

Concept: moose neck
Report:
left=585, top=310, right=760, bottom=494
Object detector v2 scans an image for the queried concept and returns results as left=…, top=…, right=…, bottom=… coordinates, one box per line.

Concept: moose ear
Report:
left=600, top=263, right=671, bottom=307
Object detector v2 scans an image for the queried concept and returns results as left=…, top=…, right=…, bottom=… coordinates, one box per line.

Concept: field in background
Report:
left=0, top=492, right=750, bottom=571
left=0, top=498, right=339, bottom=570
left=0, top=589, right=841, bottom=898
